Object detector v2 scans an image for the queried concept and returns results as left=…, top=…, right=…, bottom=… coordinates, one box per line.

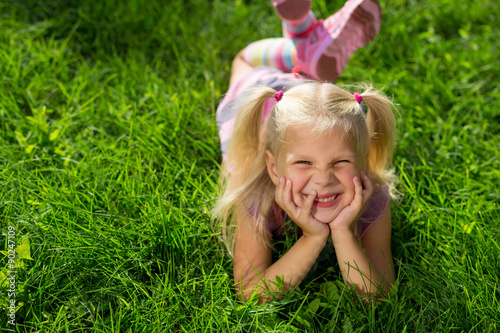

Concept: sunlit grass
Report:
left=0, top=0, right=498, bottom=331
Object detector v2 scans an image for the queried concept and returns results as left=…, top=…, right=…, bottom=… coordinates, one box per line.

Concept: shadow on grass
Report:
left=5, top=0, right=215, bottom=61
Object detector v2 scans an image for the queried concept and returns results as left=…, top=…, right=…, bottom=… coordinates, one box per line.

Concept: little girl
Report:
left=213, top=0, right=396, bottom=303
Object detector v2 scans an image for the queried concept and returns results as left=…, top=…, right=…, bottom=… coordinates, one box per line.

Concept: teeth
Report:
left=315, top=194, right=338, bottom=203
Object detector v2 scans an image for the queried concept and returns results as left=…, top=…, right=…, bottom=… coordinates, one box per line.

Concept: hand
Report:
left=328, top=170, right=374, bottom=235
left=274, top=177, right=329, bottom=239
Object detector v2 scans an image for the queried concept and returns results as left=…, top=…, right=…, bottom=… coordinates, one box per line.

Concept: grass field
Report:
left=1, top=0, right=499, bottom=331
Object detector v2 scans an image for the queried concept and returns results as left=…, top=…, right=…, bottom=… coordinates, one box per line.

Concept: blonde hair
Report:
left=212, top=81, right=397, bottom=256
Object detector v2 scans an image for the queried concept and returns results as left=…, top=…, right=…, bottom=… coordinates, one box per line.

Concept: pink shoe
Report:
left=295, top=0, right=381, bottom=81
left=272, top=0, right=312, bottom=23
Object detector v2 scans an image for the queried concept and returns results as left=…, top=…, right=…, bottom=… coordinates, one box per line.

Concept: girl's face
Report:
left=265, top=126, right=362, bottom=223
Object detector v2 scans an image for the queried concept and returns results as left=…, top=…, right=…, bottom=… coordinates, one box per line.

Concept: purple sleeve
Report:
left=357, top=185, right=390, bottom=239
left=248, top=200, right=284, bottom=236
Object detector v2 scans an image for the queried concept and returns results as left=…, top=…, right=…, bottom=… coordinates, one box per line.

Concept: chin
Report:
left=311, top=210, right=339, bottom=224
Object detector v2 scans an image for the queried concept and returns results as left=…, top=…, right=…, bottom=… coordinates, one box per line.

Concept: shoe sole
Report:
left=315, top=0, right=381, bottom=81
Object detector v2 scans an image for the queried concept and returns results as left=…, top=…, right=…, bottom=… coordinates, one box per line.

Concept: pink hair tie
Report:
left=275, top=90, right=284, bottom=102
left=354, top=92, right=363, bottom=104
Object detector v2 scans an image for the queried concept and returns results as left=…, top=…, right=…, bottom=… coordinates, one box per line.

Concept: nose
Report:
left=312, top=168, right=336, bottom=187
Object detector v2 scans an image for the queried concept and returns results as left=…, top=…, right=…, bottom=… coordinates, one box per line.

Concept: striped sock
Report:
left=242, top=38, right=298, bottom=71
left=282, top=10, right=317, bottom=39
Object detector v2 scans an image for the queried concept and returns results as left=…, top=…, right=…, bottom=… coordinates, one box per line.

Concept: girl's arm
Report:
left=331, top=209, right=394, bottom=296
left=330, top=175, right=395, bottom=297
left=234, top=210, right=329, bottom=303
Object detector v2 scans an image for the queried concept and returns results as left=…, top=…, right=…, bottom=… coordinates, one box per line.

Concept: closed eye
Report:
left=296, top=160, right=312, bottom=165
left=334, top=159, right=351, bottom=165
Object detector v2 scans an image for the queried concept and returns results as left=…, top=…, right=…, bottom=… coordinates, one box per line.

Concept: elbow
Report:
left=353, top=277, right=395, bottom=302
left=235, top=283, right=255, bottom=303
left=235, top=283, right=271, bottom=304
left=234, top=279, right=283, bottom=304
left=234, top=279, right=259, bottom=303
left=379, top=273, right=395, bottom=296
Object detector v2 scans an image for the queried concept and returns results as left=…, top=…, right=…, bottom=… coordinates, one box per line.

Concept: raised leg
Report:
left=242, top=38, right=297, bottom=72
left=295, top=0, right=382, bottom=81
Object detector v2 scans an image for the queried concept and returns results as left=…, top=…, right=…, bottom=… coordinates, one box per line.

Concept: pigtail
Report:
left=224, top=86, right=276, bottom=177
left=213, top=85, right=278, bottom=256
left=359, top=86, right=397, bottom=190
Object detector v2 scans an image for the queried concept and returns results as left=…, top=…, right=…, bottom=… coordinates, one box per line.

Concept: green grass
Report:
left=0, top=0, right=499, bottom=331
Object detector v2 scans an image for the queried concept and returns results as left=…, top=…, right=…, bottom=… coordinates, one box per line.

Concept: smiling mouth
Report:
left=314, top=194, right=339, bottom=203
left=307, top=193, right=342, bottom=208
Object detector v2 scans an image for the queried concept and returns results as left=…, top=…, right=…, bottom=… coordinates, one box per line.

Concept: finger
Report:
left=299, top=190, right=317, bottom=219
left=352, top=176, right=364, bottom=208
left=282, top=179, right=295, bottom=208
left=276, top=178, right=297, bottom=217
left=359, top=170, right=374, bottom=204
left=274, top=177, right=285, bottom=207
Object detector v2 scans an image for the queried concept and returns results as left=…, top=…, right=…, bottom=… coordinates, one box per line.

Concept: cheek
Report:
left=344, top=176, right=356, bottom=191
left=288, top=173, right=309, bottom=203
left=340, top=171, right=358, bottom=197
left=289, top=173, right=308, bottom=191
